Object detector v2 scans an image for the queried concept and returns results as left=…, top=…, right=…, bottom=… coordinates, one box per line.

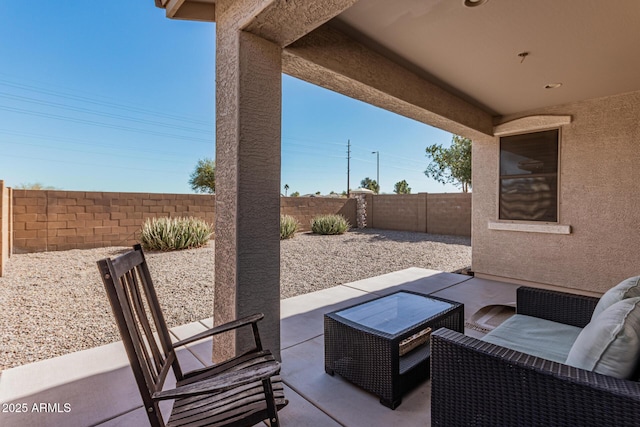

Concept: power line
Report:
left=281, top=140, right=346, bottom=154
left=283, top=149, right=345, bottom=160
left=380, top=151, right=427, bottom=166
left=0, top=93, right=212, bottom=134
left=351, top=145, right=426, bottom=167
left=282, top=139, right=343, bottom=148
left=0, top=129, right=196, bottom=157
left=0, top=105, right=214, bottom=144
left=0, top=140, right=194, bottom=165
left=0, top=73, right=432, bottom=189
left=0, top=76, right=212, bottom=126
left=351, top=157, right=376, bottom=164
left=281, top=135, right=346, bottom=147
left=0, top=153, right=186, bottom=175
left=0, top=76, right=422, bottom=167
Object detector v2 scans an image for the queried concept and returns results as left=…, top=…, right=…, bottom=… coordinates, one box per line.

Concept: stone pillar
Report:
left=351, top=193, right=367, bottom=228
left=214, top=18, right=282, bottom=361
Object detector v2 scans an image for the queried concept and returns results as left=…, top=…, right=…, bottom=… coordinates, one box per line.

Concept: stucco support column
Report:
left=214, top=24, right=282, bottom=361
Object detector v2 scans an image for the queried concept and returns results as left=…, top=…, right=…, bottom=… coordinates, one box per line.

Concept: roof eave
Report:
left=154, top=0, right=216, bottom=23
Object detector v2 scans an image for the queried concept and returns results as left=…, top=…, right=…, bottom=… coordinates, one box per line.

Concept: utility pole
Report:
left=372, top=151, right=379, bottom=193
left=347, top=140, right=351, bottom=197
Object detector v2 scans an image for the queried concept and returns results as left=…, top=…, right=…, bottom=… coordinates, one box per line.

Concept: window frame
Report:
left=497, top=127, right=561, bottom=224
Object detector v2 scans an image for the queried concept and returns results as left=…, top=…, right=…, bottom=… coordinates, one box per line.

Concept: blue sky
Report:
left=0, top=1, right=459, bottom=195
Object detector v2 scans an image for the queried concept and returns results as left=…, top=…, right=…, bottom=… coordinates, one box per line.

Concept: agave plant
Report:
left=280, top=214, right=300, bottom=240
left=140, top=216, right=213, bottom=251
left=310, top=214, right=350, bottom=235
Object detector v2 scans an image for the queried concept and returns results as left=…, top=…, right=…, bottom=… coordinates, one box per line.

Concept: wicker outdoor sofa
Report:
left=431, top=285, right=640, bottom=427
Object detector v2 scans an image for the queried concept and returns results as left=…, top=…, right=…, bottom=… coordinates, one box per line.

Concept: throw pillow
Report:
left=566, top=297, right=640, bottom=379
left=591, top=276, right=640, bottom=321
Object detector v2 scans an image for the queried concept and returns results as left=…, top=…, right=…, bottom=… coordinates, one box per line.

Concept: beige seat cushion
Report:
left=481, top=314, right=582, bottom=363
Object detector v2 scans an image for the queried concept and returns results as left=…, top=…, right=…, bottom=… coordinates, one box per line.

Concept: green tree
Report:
left=290, top=191, right=300, bottom=197
left=283, top=184, right=289, bottom=196
left=360, top=177, right=380, bottom=194
left=425, top=135, right=472, bottom=192
left=189, top=158, right=216, bottom=194
left=15, top=182, right=58, bottom=190
left=394, top=180, right=411, bottom=194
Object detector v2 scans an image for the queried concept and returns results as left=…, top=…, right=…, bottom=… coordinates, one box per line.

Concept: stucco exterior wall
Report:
left=472, top=90, right=640, bottom=294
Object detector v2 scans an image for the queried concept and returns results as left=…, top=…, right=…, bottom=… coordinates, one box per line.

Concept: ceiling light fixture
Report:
left=518, top=52, right=529, bottom=63
left=545, top=83, right=563, bottom=89
left=464, top=0, right=488, bottom=7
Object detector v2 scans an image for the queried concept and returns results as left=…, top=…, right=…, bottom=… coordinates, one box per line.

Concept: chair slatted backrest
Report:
left=97, top=244, right=182, bottom=425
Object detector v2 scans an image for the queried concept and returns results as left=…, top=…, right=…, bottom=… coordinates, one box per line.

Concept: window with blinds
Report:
left=499, top=129, right=559, bottom=222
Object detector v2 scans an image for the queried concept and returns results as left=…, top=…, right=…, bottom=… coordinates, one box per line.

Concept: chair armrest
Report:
left=172, top=313, right=264, bottom=348
left=517, top=286, right=599, bottom=328
left=152, top=360, right=280, bottom=401
left=431, top=328, right=640, bottom=427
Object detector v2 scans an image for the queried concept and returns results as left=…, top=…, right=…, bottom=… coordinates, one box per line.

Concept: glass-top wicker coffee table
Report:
left=324, top=291, right=463, bottom=409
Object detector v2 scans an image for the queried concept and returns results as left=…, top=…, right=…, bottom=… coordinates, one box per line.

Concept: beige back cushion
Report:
left=591, top=276, right=640, bottom=321
left=567, top=297, right=640, bottom=379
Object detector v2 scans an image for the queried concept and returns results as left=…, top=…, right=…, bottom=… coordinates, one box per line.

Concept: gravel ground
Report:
left=0, top=229, right=470, bottom=371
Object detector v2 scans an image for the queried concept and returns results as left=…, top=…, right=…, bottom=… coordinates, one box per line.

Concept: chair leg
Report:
left=262, top=378, right=280, bottom=427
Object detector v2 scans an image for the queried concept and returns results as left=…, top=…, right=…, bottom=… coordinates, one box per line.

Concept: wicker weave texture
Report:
left=325, top=293, right=463, bottom=408
left=431, top=286, right=640, bottom=426
left=517, top=287, right=599, bottom=328
left=431, top=328, right=640, bottom=426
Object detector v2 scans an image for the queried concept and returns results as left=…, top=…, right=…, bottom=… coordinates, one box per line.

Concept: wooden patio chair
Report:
left=97, top=244, right=287, bottom=427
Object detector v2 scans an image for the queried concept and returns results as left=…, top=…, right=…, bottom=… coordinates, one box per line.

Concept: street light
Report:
left=371, top=151, right=379, bottom=193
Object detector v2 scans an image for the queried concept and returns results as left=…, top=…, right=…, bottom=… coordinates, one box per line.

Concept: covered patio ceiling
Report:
left=333, top=0, right=640, bottom=116
left=158, top=0, right=640, bottom=119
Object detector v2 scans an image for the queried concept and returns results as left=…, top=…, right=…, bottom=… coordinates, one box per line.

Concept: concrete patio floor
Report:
left=0, top=268, right=519, bottom=426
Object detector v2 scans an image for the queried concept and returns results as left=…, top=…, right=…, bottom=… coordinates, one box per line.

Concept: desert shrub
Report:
left=280, top=214, right=299, bottom=239
left=311, top=214, right=350, bottom=235
left=140, top=217, right=213, bottom=251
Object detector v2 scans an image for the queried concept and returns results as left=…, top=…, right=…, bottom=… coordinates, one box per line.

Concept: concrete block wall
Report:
left=426, top=193, right=471, bottom=236
left=12, top=190, right=215, bottom=253
left=367, top=193, right=471, bottom=236
left=281, top=197, right=357, bottom=231
left=369, top=194, right=428, bottom=232
left=5, top=190, right=466, bottom=255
